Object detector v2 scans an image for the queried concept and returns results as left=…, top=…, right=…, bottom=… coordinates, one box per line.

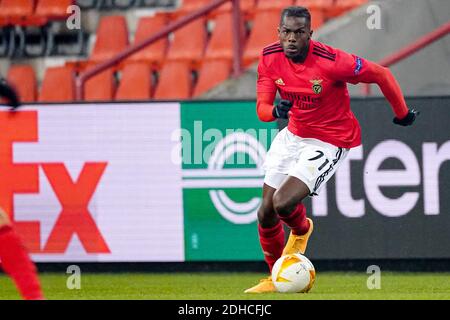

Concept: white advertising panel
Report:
left=1, top=103, right=184, bottom=262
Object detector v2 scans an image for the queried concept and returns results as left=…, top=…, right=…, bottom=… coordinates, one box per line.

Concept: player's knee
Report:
left=257, top=204, right=277, bottom=228
left=272, top=191, right=296, bottom=217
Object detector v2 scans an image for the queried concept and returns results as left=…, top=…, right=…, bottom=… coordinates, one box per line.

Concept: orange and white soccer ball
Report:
left=271, top=253, right=316, bottom=293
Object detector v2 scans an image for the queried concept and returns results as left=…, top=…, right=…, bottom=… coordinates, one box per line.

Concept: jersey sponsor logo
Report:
left=309, top=79, right=323, bottom=94
left=280, top=90, right=321, bottom=109
left=275, top=78, right=285, bottom=86
left=354, top=56, right=363, bottom=75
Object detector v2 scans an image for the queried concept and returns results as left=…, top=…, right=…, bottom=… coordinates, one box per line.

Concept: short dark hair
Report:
left=279, top=6, right=311, bottom=27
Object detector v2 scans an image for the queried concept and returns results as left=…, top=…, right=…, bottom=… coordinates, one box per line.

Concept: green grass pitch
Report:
left=1, top=272, right=450, bottom=300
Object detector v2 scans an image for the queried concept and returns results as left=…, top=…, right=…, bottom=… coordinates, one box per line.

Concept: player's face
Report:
left=278, top=16, right=312, bottom=60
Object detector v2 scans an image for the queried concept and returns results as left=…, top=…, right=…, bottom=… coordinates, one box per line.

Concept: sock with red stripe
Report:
left=279, top=203, right=310, bottom=236
left=258, top=221, right=285, bottom=272
left=0, top=225, right=44, bottom=300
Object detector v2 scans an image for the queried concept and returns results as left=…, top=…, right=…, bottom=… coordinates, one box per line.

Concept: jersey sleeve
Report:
left=330, top=49, right=371, bottom=84
left=256, top=55, right=277, bottom=93
left=331, top=48, right=409, bottom=118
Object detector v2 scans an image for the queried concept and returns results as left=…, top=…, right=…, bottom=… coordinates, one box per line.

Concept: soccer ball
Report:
left=271, top=253, right=316, bottom=293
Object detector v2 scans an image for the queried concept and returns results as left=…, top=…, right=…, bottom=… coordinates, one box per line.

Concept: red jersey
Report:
left=257, top=40, right=408, bottom=148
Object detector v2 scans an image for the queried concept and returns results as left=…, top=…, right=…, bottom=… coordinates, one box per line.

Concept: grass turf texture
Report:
left=1, top=272, right=450, bottom=300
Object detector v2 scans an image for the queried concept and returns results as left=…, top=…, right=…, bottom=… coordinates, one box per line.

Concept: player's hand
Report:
left=272, top=100, right=293, bottom=119
left=393, top=108, right=419, bottom=126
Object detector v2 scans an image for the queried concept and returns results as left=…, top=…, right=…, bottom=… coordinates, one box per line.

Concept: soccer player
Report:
left=245, top=6, right=418, bottom=293
left=0, top=80, right=45, bottom=300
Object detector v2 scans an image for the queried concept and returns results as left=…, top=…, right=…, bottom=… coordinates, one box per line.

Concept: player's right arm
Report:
left=256, top=56, right=292, bottom=121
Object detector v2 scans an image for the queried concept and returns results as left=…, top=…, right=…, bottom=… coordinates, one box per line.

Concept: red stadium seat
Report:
left=295, top=0, right=333, bottom=29
left=204, top=12, right=245, bottom=61
left=193, top=60, right=231, bottom=97
left=39, top=66, right=75, bottom=102
left=84, top=68, right=116, bottom=102
left=35, top=0, right=74, bottom=20
left=257, top=0, right=295, bottom=11
left=176, top=0, right=210, bottom=14
left=90, top=16, right=129, bottom=63
left=211, top=0, right=256, bottom=19
left=127, top=13, right=169, bottom=69
left=115, top=63, right=152, bottom=101
left=243, top=10, right=281, bottom=66
left=7, top=65, right=37, bottom=103
left=166, top=18, right=207, bottom=68
left=326, top=0, right=368, bottom=18
left=153, top=61, right=192, bottom=99
left=0, top=0, right=39, bottom=26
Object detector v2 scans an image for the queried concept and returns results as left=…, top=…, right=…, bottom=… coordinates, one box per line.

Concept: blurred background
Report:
left=0, top=0, right=449, bottom=276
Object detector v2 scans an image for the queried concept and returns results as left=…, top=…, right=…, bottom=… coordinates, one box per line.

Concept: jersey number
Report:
left=308, top=150, right=329, bottom=171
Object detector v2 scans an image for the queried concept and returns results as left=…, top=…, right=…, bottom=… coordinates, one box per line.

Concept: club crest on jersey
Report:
left=310, top=79, right=323, bottom=94
left=275, top=78, right=285, bottom=86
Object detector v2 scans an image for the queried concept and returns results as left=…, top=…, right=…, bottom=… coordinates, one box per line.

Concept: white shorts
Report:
left=263, top=128, right=349, bottom=196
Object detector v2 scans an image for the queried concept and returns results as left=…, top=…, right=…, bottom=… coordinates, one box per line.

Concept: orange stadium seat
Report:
left=115, top=63, right=152, bottom=101
left=296, top=0, right=333, bottom=29
left=0, top=0, right=37, bottom=26
left=257, top=0, right=295, bottom=11
left=166, top=18, right=207, bottom=68
left=153, top=61, right=192, bottom=99
left=204, top=12, right=245, bottom=61
left=243, top=10, right=281, bottom=66
left=7, top=65, right=37, bottom=103
left=38, top=66, right=75, bottom=102
left=127, top=13, right=169, bottom=69
left=176, top=0, right=210, bottom=14
left=84, top=68, right=116, bottom=102
left=326, top=0, right=369, bottom=18
left=35, top=0, right=74, bottom=20
left=90, top=16, right=129, bottom=63
left=193, top=60, right=232, bottom=97
left=211, top=0, right=256, bottom=19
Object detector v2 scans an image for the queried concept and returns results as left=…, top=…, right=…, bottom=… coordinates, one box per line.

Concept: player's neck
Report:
left=290, top=42, right=310, bottom=64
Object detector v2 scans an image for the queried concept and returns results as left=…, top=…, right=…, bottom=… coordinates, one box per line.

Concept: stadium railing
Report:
left=75, top=0, right=244, bottom=101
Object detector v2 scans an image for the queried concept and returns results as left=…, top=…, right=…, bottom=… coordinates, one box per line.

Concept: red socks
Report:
left=280, top=203, right=310, bottom=236
left=0, top=225, right=44, bottom=300
left=258, top=221, right=285, bottom=272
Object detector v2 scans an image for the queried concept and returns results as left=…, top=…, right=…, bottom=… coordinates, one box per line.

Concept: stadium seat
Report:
left=153, top=61, right=192, bottom=99
left=115, top=63, right=152, bottom=101
left=127, top=13, right=169, bottom=69
left=257, top=0, right=295, bottom=11
left=243, top=10, right=281, bottom=66
left=7, top=65, right=37, bottom=103
left=210, top=0, right=256, bottom=20
left=0, top=0, right=36, bottom=26
left=326, top=0, right=368, bottom=18
left=35, top=0, right=74, bottom=20
left=204, top=12, right=245, bottom=61
left=176, top=0, right=210, bottom=14
left=90, top=16, right=129, bottom=63
left=84, top=68, right=116, bottom=101
left=193, top=60, right=231, bottom=97
left=166, top=18, right=207, bottom=68
left=38, top=66, right=75, bottom=102
left=295, top=0, right=333, bottom=30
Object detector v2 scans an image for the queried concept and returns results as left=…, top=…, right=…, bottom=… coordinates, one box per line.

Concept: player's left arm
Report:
left=333, top=50, right=418, bottom=126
